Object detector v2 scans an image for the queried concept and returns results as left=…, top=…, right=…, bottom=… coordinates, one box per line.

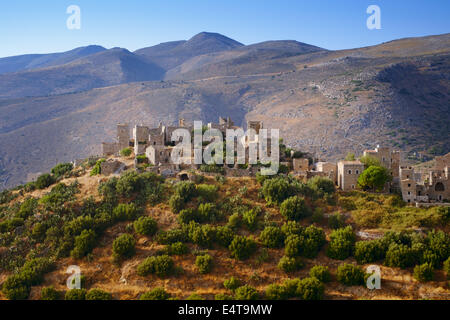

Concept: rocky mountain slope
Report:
left=0, top=32, right=449, bottom=189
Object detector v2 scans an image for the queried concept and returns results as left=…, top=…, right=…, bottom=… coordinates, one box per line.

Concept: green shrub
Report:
left=224, top=277, right=241, bottom=291
left=51, top=163, right=74, bottom=178
left=2, top=275, right=31, bottom=300
left=19, top=258, right=54, bottom=286
left=168, top=242, right=189, bottom=255
left=169, top=194, right=185, bottom=213
left=327, top=226, right=356, bottom=260
left=120, top=148, right=132, bottom=157
left=282, top=278, right=301, bottom=298
left=229, top=236, right=257, bottom=260
left=112, top=234, right=136, bottom=260
left=198, top=203, right=220, bottom=222
left=113, top=203, right=140, bottom=222
left=227, top=212, right=241, bottom=229
left=354, top=240, right=385, bottom=264
left=426, top=230, right=450, bottom=264
left=90, top=159, right=105, bottom=176
left=189, top=224, right=216, bottom=248
left=175, top=181, right=197, bottom=202
left=265, top=284, right=288, bottom=300
left=444, top=257, right=450, bottom=279
left=134, top=216, right=158, bottom=236
left=140, top=287, right=170, bottom=300
left=259, top=226, right=285, bottom=248
left=215, top=226, right=235, bottom=247
left=196, top=184, right=218, bottom=202
left=307, top=176, right=336, bottom=197
left=215, top=293, right=233, bottom=300
left=312, top=207, right=324, bottom=223
left=285, top=235, right=302, bottom=257
left=413, top=263, right=434, bottom=282
left=281, top=221, right=304, bottom=237
left=137, top=255, right=174, bottom=278
left=309, top=266, right=331, bottom=283
left=178, top=208, right=200, bottom=224
left=242, top=207, right=260, bottom=231
left=278, top=256, right=303, bottom=273
left=86, top=289, right=112, bottom=300
left=296, top=277, right=324, bottom=300
left=41, top=287, right=60, bottom=300
left=261, top=177, right=298, bottom=205
left=35, top=173, right=55, bottom=189
left=196, top=254, right=213, bottom=274
left=65, top=289, right=87, bottom=300
left=16, top=197, right=38, bottom=219
left=328, top=213, right=346, bottom=229
left=280, top=196, right=311, bottom=221
left=384, top=243, right=419, bottom=269
left=234, top=285, right=259, bottom=300
left=186, top=293, right=204, bottom=300
left=336, top=264, right=365, bottom=286
left=300, top=226, right=326, bottom=258
left=156, top=228, right=188, bottom=245
left=71, top=229, right=97, bottom=259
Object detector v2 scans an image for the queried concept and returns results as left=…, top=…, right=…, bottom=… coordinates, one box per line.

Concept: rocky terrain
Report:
left=0, top=32, right=449, bottom=189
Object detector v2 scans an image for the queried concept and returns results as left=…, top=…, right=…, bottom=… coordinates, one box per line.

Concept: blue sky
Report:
left=0, top=0, right=449, bottom=57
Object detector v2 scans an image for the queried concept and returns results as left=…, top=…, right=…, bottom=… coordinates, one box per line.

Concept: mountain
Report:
left=0, top=45, right=106, bottom=75
left=0, top=32, right=449, bottom=189
left=0, top=48, right=165, bottom=99
left=135, top=32, right=244, bottom=70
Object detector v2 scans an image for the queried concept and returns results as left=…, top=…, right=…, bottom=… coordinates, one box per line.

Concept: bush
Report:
left=309, top=266, right=331, bottom=283
left=16, top=197, right=38, bottom=219
left=215, top=226, right=235, bottom=247
left=113, top=203, right=140, bottom=222
left=140, top=288, right=170, bottom=300
left=354, top=240, right=385, bottom=264
left=71, top=229, right=97, bottom=259
left=223, top=277, right=241, bottom=291
left=2, top=275, right=31, bottom=300
left=137, top=255, right=174, bottom=278
left=262, top=177, right=295, bottom=205
left=227, top=212, right=241, bottom=229
left=307, top=176, right=336, bottom=197
left=282, top=278, right=301, bottom=298
left=120, top=148, right=132, bottom=157
left=281, top=221, right=304, bottom=237
left=168, top=242, right=189, bottom=255
left=186, top=293, right=204, bottom=300
left=215, top=293, right=233, bottom=300
left=280, top=196, right=311, bottom=221
left=196, top=254, right=213, bottom=274
left=259, top=226, right=285, bottom=248
left=178, top=208, right=200, bottom=224
left=189, top=224, right=216, bottom=248
left=51, top=163, right=74, bottom=178
left=301, top=226, right=326, bottom=258
left=86, top=289, right=112, bottom=300
left=413, top=263, right=434, bottom=282
left=196, top=184, right=218, bottom=202
left=198, top=203, right=220, bottom=222
left=19, top=258, right=54, bottom=286
left=112, top=234, right=136, bottom=260
left=426, top=230, right=450, bottom=264
left=265, top=284, right=288, bottom=300
left=234, top=285, right=259, bottom=300
left=35, top=173, right=55, bottom=189
left=156, top=228, right=188, bottom=245
left=328, top=213, right=346, bottom=229
left=134, top=216, right=158, bottom=236
left=278, top=256, right=303, bottom=273
left=175, top=181, right=197, bottom=202
left=169, top=194, right=185, bottom=213
left=41, top=287, right=60, bottom=300
left=327, top=226, right=356, bottom=260
left=229, top=236, right=257, bottom=260
left=90, top=159, right=105, bottom=176
left=242, top=207, right=260, bottom=231
left=336, top=264, right=365, bottom=286
left=384, top=243, right=418, bottom=269
left=444, top=257, right=450, bottom=279
left=296, top=277, right=324, bottom=300
left=285, top=235, right=302, bottom=257
left=65, top=289, right=87, bottom=300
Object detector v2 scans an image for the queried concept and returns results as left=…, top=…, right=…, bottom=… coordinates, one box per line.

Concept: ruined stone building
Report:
left=337, top=160, right=365, bottom=192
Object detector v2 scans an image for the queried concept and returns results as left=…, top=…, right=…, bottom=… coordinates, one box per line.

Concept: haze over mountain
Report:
left=0, top=32, right=449, bottom=189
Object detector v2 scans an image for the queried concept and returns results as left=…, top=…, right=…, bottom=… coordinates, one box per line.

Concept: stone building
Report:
left=102, top=124, right=131, bottom=156
left=337, top=160, right=365, bottom=192
left=315, top=162, right=337, bottom=184
left=293, top=158, right=309, bottom=173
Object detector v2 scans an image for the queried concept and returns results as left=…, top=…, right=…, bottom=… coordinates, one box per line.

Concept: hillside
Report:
left=0, top=32, right=449, bottom=189
left=0, top=158, right=449, bottom=300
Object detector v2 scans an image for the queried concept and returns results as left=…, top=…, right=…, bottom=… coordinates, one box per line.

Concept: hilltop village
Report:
left=100, top=118, right=450, bottom=206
